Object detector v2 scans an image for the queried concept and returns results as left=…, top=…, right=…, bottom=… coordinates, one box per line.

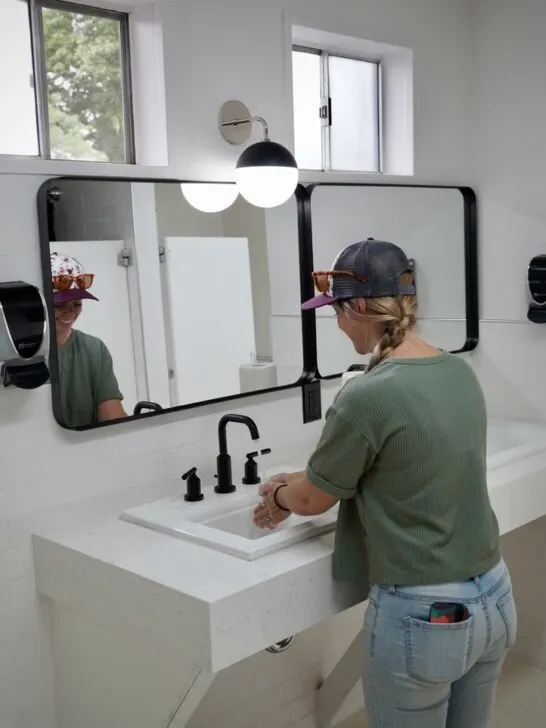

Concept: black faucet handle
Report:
left=260, top=448, right=271, bottom=456
left=243, top=451, right=260, bottom=485
left=182, top=467, right=204, bottom=502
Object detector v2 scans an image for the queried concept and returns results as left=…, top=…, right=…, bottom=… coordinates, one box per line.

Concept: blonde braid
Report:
left=337, top=273, right=417, bottom=373
left=366, top=299, right=415, bottom=372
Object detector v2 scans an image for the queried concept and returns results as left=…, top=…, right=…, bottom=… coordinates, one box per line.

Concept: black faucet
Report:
left=133, top=401, right=163, bottom=416
left=215, top=414, right=260, bottom=494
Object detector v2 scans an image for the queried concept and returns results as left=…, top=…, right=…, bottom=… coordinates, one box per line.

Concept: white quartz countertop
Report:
left=35, top=509, right=337, bottom=603
left=32, top=418, right=546, bottom=672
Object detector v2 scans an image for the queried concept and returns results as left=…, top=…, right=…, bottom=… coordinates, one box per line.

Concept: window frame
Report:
left=292, top=44, right=383, bottom=174
left=1, top=0, right=135, bottom=164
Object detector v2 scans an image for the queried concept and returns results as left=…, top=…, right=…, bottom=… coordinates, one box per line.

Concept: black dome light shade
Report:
left=236, top=141, right=297, bottom=170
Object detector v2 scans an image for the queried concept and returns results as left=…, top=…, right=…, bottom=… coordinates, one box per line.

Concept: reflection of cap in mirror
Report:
left=50, top=252, right=99, bottom=304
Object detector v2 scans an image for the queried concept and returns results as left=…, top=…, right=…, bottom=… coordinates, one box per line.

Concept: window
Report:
left=292, top=46, right=381, bottom=173
left=0, top=0, right=134, bottom=163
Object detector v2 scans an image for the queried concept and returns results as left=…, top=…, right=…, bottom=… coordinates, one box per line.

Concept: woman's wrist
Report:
left=273, top=484, right=290, bottom=512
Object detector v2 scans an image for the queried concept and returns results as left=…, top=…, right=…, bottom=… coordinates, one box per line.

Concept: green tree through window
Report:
left=42, top=6, right=128, bottom=162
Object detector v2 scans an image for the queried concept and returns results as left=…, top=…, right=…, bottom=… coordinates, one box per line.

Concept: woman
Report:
left=51, top=252, right=127, bottom=427
left=254, top=239, right=516, bottom=728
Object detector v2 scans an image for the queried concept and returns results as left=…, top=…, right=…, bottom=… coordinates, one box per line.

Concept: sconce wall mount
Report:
left=219, top=101, right=255, bottom=145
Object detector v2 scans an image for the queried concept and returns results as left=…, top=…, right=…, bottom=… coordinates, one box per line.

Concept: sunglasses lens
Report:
left=314, top=274, right=329, bottom=293
left=52, top=275, right=73, bottom=291
left=76, top=274, right=94, bottom=290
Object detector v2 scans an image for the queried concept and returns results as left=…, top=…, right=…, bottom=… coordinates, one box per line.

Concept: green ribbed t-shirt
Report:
left=57, top=330, right=123, bottom=429
left=307, top=353, right=500, bottom=588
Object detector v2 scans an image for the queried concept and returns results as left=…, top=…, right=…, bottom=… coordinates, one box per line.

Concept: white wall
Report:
left=222, top=197, right=274, bottom=361
left=465, top=0, right=546, bottom=421
left=52, top=179, right=134, bottom=243
left=264, top=197, right=305, bottom=383
left=0, top=0, right=493, bottom=726
left=158, top=0, right=473, bottom=183
left=466, top=0, right=546, bottom=670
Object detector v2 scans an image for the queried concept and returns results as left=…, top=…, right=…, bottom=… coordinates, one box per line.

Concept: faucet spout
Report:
left=218, top=414, right=260, bottom=453
left=216, top=415, right=260, bottom=494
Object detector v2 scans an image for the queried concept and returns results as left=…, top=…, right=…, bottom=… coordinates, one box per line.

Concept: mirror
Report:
left=308, top=184, right=477, bottom=377
left=39, top=179, right=304, bottom=429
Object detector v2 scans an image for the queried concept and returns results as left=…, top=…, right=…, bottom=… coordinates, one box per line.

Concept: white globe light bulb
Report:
left=235, top=166, right=299, bottom=208
left=181, top=183, right=238, bottom=213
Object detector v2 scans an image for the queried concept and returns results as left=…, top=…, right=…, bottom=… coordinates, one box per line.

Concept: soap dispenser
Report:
left=182, top=468, right=204, bottom=502
left=0, top=281, right=49, bottom=389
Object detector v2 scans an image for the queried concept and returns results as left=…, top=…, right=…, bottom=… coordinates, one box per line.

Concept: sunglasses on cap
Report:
left=311, top=270, right=366, bottom=294
left=52, top=273, right=95, bottom=292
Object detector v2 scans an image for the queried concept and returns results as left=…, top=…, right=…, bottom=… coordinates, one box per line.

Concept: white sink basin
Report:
left=120, top=484, right=337, bottom=560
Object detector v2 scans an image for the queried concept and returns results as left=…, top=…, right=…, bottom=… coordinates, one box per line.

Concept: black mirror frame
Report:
left=300, top=183, right=479, bottom=381
left=37, top=176, right=314, bottom=431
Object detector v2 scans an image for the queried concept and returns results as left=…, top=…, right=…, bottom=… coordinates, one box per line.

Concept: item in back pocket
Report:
left=429, top=602, right=469, bottom=624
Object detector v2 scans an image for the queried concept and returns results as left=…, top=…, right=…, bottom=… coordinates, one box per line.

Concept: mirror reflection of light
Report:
left=181, top=183, right=239, bottom=213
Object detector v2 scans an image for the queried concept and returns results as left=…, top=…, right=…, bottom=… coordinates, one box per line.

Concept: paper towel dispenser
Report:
left=527, top=256, right=546, bottom=323
left=0, top=281, right=49, bottom=389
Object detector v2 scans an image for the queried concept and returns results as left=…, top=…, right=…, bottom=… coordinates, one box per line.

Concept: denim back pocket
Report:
left=404, top=614, right=474, bottom=683
left=497, top=590, right=518, bottom=649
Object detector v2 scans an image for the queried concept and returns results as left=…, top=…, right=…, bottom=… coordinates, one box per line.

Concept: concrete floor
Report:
left=338, top=654, right=545, bottom=727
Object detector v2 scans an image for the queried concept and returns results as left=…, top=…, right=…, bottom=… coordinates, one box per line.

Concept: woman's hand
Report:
left=254, top=469, right=337, bottom=525
left=253, top=476, right=292, bottom=530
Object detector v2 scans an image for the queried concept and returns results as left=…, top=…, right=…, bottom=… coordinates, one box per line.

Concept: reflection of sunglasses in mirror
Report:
left=311, top=270, right=366, bottom=294
left=52, top=273, right=95, bottom=292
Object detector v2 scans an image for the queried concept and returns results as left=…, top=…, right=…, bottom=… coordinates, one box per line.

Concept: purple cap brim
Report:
left=301, top=293, right=335, bottom=310
left=53, top=289, right=99, bottom=304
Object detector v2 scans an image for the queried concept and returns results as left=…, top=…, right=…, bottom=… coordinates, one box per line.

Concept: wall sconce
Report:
left=219, top=100, right=298, bottom=209
left=181, top=182, right=239, bottom=213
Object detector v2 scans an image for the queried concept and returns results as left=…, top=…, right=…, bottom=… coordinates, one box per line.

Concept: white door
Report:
left=50, top=240, right=139, bottom=415
left=163, top=236, right=256, bottom=405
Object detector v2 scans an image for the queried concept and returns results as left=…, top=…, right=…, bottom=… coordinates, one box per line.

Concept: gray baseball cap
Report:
left=302, top=239, right=416, bottom=310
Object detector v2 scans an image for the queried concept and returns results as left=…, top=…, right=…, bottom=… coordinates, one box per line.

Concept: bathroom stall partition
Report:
left=163, top=235, right=256, bottom=405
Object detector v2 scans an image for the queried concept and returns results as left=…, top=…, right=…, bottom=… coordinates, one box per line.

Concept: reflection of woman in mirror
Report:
left=254, top=240, right=513, bottom=728
left=51, top=252, right=127, bottom=427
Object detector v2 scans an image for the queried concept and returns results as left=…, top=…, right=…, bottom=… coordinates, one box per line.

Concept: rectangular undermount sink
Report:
left=120, top=485, right=337, bottom=560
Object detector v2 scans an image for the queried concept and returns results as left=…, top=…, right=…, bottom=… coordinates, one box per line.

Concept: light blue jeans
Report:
left=363, top=559, right=517, bottom=728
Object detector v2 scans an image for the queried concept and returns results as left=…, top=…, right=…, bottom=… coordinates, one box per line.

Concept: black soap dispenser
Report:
left=182, top=467, right=204, bottom=502
left=242, top=448, right=271, bottom=485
